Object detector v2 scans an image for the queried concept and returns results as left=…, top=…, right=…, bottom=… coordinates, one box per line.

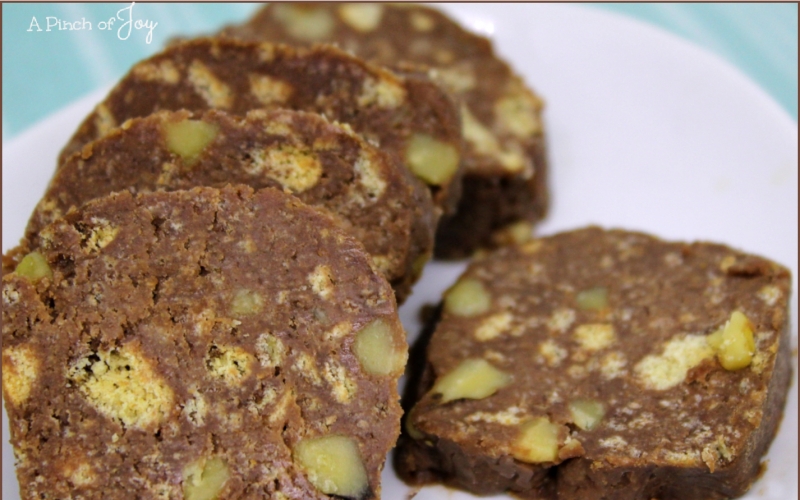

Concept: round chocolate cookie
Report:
left=220, top=3, right=549, bottom=257
left=58, top=38, right=463, bottom=216
left=3, top=186, right=407, bottom=500
left=396, top=227, right=792, bottom=500
left=30, top=109, right=435, bottom=302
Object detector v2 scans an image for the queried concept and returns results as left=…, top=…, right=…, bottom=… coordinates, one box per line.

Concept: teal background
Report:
left=2, top=3, right=798, bottom=140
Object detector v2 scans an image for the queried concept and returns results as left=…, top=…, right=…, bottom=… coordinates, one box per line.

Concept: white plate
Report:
left=3, top=4, right=797, bottom=499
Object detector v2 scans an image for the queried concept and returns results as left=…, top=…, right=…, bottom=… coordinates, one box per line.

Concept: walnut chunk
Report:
left=14, top=251, right=52, bottom=282
left=433, top=359, right=510, bottom=403
left=409, top=11, right=435, bottom=31
left=494, top=85, right=543, bottom=138
left=354, top=319, right=406, bottom=376
left=412, top=252, right=431, bottom=279
left=492, top=221, right=533, bottom=246
left=231, top=289, right=265, bottom=316
left=511, top=417, right=560, bottom=463
left=338, top=3, right=384, bottom=32
left=273, top=4, right=335, bottom=41
left=294, top=435, right=369, bottom=498
left=444, top=278, right=491, bottom=317
left=405, top=133, right=459, bottom=186
left=569, top=399, right=605, bottom=431
left=576, top=287, right=608, bottom=311
left=183, top=457, right=229, bottom=500
left=164, top=119, right=219, bottom=162
left=2, top=345, right=40, bottom=406
left=707, top=311, right=756, bottom=371
left=405, top=417, right=424, bottom=440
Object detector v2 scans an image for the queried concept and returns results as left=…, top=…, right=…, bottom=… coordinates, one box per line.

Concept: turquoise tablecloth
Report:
left=2, top=3, right=797, bottom=140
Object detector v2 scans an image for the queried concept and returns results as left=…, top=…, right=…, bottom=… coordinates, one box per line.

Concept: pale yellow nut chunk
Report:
left=511, top=417, right=560, bottom=463
left=494, top=90, right=542, bottom=138
left=405, top=417, right=424, bottom=440
left=707, top=311, right=756, bottom=371
left=433, top=359, right=510, bottom=403
left=273, top=4, right=335, bottom=41
left=294, top=435, right=369, bottom=498
left=576, top=287, right=608, bottom=311
left=14, top=252, right=52, bottom=282
left=412, top=252, right=431, bottom=279
left=338, top=3, right=384, bottom=32
left=231, top=289, right=265, bottom=316
left=354, top=319, right=406, bottom=376
left=164, top=120, right=219, bottom=162
left=183, top=457, right=229, bottom=500
left=569, top=399, right=605, bottom=431
left=405, top=134, right=460, bottom=186
left=493, top=221, right=533, bottom=245
left=444, top=278, right=491, bottom=317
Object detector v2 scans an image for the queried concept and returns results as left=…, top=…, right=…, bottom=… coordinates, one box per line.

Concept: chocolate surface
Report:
left=3, top=186, right=407, bottom=499
left=396, top=227, right=792, bottom=499
left=220, top=3, right=550, bottom=257
left=31, top=109, right=435, bottom=302
left=59, top=38, right=463, bottom=216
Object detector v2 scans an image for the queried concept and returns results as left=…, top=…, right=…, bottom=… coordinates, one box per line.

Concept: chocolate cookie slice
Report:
left=396, top=227, right=792, bottom=499
left=59, top=38, right=463, bottom=216
left=30, top=109, right=435, bottom=302
left=3, top=186, right=407, bottom=500
left=220, top=3, right=549, bottom=257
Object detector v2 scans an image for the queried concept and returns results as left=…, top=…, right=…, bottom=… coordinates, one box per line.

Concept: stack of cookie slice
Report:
left=218, top=2, right=550, bottom=258
left=4, top=22, right=472, bottom=500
